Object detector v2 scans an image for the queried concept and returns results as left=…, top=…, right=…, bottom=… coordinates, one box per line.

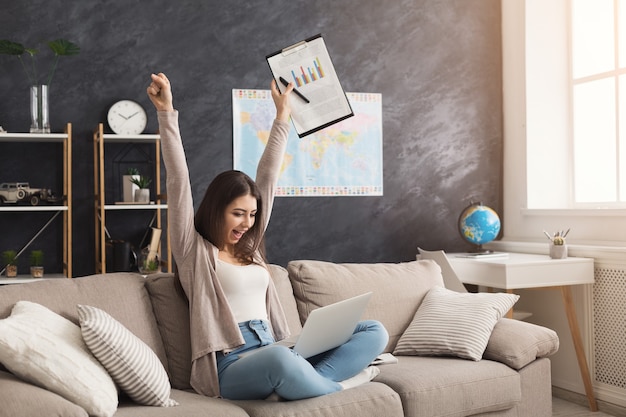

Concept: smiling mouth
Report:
left=232, top=230, right=245, bottom=240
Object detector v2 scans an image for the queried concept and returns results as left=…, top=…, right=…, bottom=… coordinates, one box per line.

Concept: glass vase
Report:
left=30, top=84, right=50, bottom=133
left=138, top=247, right=160, bottom=275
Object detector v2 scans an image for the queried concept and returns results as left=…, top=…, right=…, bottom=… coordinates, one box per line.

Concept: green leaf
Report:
left=25, top=48, right=38, bottom=57
left=130, top=176, right=152, bottom=189
left=47, top=39, right=80, bottom=56
left=0, top=40, right=25, bottom=55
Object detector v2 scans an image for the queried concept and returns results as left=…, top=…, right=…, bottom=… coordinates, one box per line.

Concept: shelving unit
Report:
left=0, top=124, right=72, bottom=279
left=93, top=123, right=171, bottom=274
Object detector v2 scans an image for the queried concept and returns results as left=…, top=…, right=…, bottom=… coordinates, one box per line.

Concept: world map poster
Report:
left=232, top=89, right=383, bottom=197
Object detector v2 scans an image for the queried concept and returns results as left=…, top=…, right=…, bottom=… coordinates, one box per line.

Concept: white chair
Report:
left=417, top=247, right=468, bottom=293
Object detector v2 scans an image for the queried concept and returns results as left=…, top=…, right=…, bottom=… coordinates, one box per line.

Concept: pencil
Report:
left=279, top=76, right=310, bottom=104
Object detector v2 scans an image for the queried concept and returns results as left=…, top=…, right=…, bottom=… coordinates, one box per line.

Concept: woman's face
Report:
left=221, top=194, right=257, bottom=248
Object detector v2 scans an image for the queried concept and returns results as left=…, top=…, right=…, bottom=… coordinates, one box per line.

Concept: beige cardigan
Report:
left=157, top=111, right=291, bottom=397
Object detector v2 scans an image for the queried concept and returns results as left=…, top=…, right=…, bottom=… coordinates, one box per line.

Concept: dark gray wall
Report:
left=0, top=0, right=502, bottom=277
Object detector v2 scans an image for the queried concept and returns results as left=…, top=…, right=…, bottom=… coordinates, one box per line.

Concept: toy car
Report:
left=0, top=182, right=59, bottom=206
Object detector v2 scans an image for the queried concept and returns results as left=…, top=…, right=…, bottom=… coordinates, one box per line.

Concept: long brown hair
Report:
left=194, top=170, right=266, bottom=264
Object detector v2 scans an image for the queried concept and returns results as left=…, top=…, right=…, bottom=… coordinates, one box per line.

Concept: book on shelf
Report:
left=147, top=227, right=161, bottom=263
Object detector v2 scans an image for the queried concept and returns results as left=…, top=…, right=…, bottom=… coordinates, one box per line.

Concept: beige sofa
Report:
left=0, top=260, right=559, bottom=417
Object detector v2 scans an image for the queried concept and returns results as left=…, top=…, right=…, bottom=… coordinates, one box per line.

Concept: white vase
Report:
left=134, top=188, right=150, bottom=203
left=123, top=175, right=140, bottom=202
left=549, top=244, right=567, bottom=259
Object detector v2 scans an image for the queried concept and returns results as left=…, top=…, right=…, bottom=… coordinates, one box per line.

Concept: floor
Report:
left=553, top=397, right=618, bottom=417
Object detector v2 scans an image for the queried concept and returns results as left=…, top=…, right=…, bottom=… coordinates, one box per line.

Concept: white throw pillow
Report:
left=0, top=301, right=118, bottom=417
left=77, top=304, right=178, bottom=407
left=393, top=286, right=520, bottom=361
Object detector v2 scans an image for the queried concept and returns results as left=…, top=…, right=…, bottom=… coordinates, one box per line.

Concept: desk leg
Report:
left=561, top=286, right=598, bottom=412
left=505, top=289, right=514, bottom=319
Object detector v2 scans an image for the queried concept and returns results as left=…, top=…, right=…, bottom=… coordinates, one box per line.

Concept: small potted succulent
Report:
left=138, top=247, right=160, bottom=275
left=29, top=249, right=44, bottom=278
left=2, top=250, right=18, bottom=277
left=545, top=229, right=569, bottom=259
left=130, top=176, right=152, bottom=203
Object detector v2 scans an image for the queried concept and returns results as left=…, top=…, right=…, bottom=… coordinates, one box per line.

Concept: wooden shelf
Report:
left=93, top=123, right=171, bottom=274
left=0, top=124, right=72, bottom=278
left=0, top=275, right=69, bottom=285
left=0, top=205, right=68, bottom=212
left=102, top=203, right=168, bottom=210
left=0, top=133, right=68, bottom=142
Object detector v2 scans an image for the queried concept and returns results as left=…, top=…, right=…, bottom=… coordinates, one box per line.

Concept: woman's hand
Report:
left=147, top=73, right=174, bottom=112
left=270, top=79, right=292, bottom=123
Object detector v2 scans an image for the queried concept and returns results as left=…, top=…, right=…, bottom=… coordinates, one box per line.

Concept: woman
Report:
left=146, top=73, right=388, bottom=400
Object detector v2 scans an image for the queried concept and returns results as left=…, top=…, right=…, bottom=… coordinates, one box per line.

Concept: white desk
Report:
left=449, top=253, right=597, bottom=412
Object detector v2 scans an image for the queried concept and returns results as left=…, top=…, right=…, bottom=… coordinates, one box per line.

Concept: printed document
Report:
left=266, top=34, right=353, bottom=137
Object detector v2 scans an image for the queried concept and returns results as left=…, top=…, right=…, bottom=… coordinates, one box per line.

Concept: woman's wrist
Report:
left=275, top=109, right=290, bottom=123
left=158, top=104, right=175, bottom=112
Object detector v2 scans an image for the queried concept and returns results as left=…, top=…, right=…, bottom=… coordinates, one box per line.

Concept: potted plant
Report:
left=2, top=250, right=18, bottom=277
left=138, top=247, right=160, bottom=275
left=123, top=167, right=141, bottom=202
left=130, top=176, right=152, bottom=203
left=0, top=38, right=80, bottom=133
left=29, top=249, right=44, bottom=278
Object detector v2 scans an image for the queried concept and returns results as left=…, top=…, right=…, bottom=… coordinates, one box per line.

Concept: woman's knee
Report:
left=359, top=320, right=389, bottom=349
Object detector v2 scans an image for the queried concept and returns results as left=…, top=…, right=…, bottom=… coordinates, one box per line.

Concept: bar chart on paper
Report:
left=266, top=34, right=353, bottom=137
left=290, top=57, right=325, bottom=87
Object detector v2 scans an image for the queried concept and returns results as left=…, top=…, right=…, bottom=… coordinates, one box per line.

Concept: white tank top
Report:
left=215, top=259, right=269, bottom=322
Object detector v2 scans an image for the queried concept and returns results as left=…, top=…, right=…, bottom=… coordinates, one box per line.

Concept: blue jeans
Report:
left=216, top=319, right=388, bottom=400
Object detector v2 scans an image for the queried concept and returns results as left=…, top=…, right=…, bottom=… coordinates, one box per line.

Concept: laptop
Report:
left=239, top=292, right=372, bottom=359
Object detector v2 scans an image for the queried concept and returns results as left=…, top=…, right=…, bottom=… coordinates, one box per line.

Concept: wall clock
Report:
left=107, top=100, right=147, bottom=135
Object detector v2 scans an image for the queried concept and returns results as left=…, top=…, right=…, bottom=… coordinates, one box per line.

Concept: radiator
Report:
left=592, top=260, right=626, bottom=407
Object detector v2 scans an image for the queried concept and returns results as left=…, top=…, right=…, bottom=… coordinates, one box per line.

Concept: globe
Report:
left=458, top=202, right=501, bottom=250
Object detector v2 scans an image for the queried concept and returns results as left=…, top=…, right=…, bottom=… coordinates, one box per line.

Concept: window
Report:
left=503, top=0, right=626, bottom=245
left=571, top=0, right=626, bottom=205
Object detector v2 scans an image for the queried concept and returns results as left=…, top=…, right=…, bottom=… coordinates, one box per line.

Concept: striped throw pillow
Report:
left=393, top=286, right=519, bottom=361
left=77, top=305, right=178, bottom=407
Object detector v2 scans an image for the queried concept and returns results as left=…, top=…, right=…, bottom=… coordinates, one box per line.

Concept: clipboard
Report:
left=266, top=34, right=354, bottom=138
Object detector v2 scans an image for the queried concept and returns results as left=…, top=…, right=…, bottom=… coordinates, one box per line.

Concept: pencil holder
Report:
left=549, top=243, right=567, bottom=259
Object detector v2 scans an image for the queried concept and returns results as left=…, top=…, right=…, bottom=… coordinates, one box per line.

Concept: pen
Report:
left=279, top=76, right=310, bottom=104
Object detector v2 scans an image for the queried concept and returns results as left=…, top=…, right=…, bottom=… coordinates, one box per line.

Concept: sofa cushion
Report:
left=0, top=273, right=169, bottom=371
left=115, top=389, right=250, bottom=417
left=233, top=382, right=403, bottom=417
left=268, top=264, right=303, bottom=334
left=144, top=273, right=192, bottom=390
left=484, top=318, right=560, bottom=369
left=287, top=260, right=444, bottom=350
left=0, top=301, right=118, bottom=417
left=375, top=356, right=521, bottom=417
left=77, top=304, right=178, bottom=407
left=394, top=286, right=519, bottom=360
left=0, top=370, right=89, bottom=417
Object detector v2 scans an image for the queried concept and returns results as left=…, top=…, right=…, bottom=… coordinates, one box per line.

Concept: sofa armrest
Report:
left=483, top=318, right=559, bottom=369
left=0, top=370, right=88, bottom=417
